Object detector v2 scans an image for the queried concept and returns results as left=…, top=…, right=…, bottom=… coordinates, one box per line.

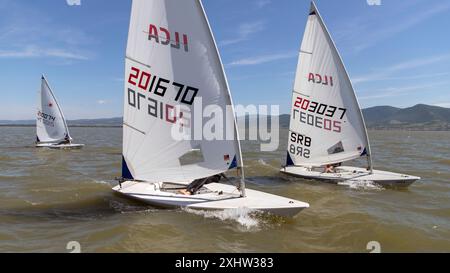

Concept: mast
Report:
left=197, top=0, right=246, bottom=196
left=36, top=86, right=40, bottom=143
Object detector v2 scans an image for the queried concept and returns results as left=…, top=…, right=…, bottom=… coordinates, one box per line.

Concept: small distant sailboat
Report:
left=113, top=0, right=309, bottom=217
left=36, top=76, right=84, bottom=149
left=280, top=2, right=420, bottom=187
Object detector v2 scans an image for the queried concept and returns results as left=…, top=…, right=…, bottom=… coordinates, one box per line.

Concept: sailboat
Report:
left=112, top=0, right=309, bottom=217
left=280, top=2, right=420, bottom=187
left=36, top=75, right=84, bottom=149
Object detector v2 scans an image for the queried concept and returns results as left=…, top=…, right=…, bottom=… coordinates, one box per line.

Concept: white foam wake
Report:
left=338, top=179, right=384, bottom=190
left=91, top=179, right=110, bottom=185
left=109, top=200, right=159, bottom=214
left=257, top=159, right=279, bottom=171
left=183, top=207, right=262, bottom=230
left=258, top=159, right=268, bottom=166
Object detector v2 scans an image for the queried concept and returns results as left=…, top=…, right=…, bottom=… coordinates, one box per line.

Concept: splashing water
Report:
left=258, top=159, right=268, bottom=166
left=91, top=179, right=112, bottom=186
left=25, top=200, right=42, bottom=206
left=338, top=179, right=384, bottom=190
left=257, top=159, right=280, bottom=171
left=183, top=207, right=263, bottom=230
left=109, top=200, right=159, bottom=214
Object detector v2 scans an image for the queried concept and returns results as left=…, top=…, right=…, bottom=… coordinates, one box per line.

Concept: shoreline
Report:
left=1, top=124, right=449, bottom=131
left=0, top=125, right=122, bottom=128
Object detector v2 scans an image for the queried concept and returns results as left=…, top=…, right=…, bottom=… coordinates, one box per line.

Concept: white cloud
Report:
left=220, top=21, right=265, bottom=46
left=97, top=100, right=107, bottom=105
left=358, top=72, right=450, bottom=83
left=0, top=1, right=94, bottom=62
left=0, top=46, right=90, bottom=60
left=230, top=70, right=295, bottom=81
left=0, top=47, right=36, bottom=58
left=353, top=54, right=450, bottom=84
left=45, top=49, right=89, bottom=60
left=387, top=54, right=450, bottom=72
left=359, top=81, right=450, bottom=100
left=361, top=3, right=450, bottom=51
left=228, top=52, right=297, bottom=66
left=255, top=0, right=271, bottom=8
left=335, top=2, right=450, bottom=53
left=433, top=102, right=450, bottom=108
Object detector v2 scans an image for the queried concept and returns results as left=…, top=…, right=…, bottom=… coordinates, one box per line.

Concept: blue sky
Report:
left=0, top=0, right=449, bottom=120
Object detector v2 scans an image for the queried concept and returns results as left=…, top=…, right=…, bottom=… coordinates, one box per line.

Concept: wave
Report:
left=338, top=179, right=384, bottom=190
left=24, top=200, right=42, bottom=206
left=183, top=207, right=263, bottom=231
left=109, top=199, right=159, bottom=214
left=437, top=159, right=450, bottom=166
left=258, top=159, right=269, bottom=166
left=255, top=159, right=281, bottom=173
left=90, top=179, right=111, bottom=186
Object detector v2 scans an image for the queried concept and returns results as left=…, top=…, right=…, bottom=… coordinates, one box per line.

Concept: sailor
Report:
left=324, top=164, right=334, bottom=173
left=58, top=134, right=71, bottom=145
left=179, top=174, right=226, bottom=195
left=325, top=162, right=342, bottom=173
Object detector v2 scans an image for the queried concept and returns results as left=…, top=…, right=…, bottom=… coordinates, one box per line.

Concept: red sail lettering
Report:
left=315, top=74, right=322, bottom=84
left=182, top=34, right=189, bottom=52
left=171, top=32, right=181, bottom=50
left=148, top=24, right=159, bottom=42
left=159, top=27, right=171, bottom=45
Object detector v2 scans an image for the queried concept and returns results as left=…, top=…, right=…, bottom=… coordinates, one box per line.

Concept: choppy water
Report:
left=0, top=127, right=449, bottom=252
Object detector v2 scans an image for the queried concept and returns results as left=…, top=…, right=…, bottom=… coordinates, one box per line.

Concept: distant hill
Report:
left=0, top=117, right=122, bottom=127
left=1, top=104, right=449, bottom=130
left=362, top=104, right=450, bottom=130
left=0, top=120, right=34, bottom=126
left=68, top=117, right=122, bottom=127
left=279, top=104, right=450, bottom=130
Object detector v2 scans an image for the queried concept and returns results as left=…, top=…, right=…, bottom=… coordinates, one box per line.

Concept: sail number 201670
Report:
left=128, top=66, right=199, bottom=105
left=127, top=66, right=199, bottom=125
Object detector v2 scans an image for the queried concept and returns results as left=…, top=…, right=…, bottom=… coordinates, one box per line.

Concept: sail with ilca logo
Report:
left=281, top=2, right=420, bottom=187
left=113, top=0, right=309, bottom=217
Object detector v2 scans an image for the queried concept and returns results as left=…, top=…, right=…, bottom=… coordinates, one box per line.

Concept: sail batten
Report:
left=122, top=0, right=244, bottom=186
left=287, top=2, right=371, bottom=168
left=126, top=56, right=152, bottom=68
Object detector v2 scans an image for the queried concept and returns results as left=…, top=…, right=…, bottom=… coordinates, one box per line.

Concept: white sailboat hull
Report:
left=113, top=181, right=309, bottom=217
left=36, top=143, right=85, bottom=149
left=281, top=166, right=420, bottom=187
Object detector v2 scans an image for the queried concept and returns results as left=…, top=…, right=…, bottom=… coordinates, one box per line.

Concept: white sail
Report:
left=36, top=76, right=71, bottom=144
left=122, top=0, right=243, bottom=184
left=286, top=2, right=371, bottom=168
